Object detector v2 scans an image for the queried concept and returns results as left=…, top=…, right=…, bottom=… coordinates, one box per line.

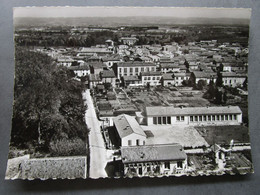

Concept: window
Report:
left=203, top=115, right=207, bottom=121
left=153, top=117, right=157, bottom=124
left=177, top=161, right=183, bottom=168
left=208, top=115, right=211, bottom=121
left=177, top=116, right=180, bottom=121
left=212, top=115, right=215, bottom=121
left=163, top=117, right=167, bottom=124
left=139, top=167, right=142, bottom=175
left=128, top=140, right=132, bottom=146
left=195, top=116, right=198, bottom=121
left=167, top=117, right=171, bottom=124
left=153, top=77, right=155, bottom=80
left=199, top=116, right=202, bottom=121
left=119, top=68, right=122, bottom=73
left=136, top=139, right=140, bottom=146
left=144, top=77, right=147, bottom=80
left=130, top=67, right=133, bottom=72
left=148, top=77, right=151, bottom=80
left=147, top=166, right=151, bottom=172
left=135, top=67, right=138, bottom=72
left=158, top=117, right=162, bottom=124
left=143, top=141, right=145, bottom=145
left=234, top=115, right=237, bottom=120
left=165, top=162, right=170, bottom=169
left=225, top=115, right=228, bottom=120
left=190, top=116, right=194, bottom=122
left=181, top=116, right=184, bottom=121
left=229, top=114, right=233, bottom=120
left=217, top=115, right=220, bottom=121
left=157, top=77, right=160, bottom=80
left=141, top=67, right=144, bottom=72
left=124, top=68, right=127, bottom=73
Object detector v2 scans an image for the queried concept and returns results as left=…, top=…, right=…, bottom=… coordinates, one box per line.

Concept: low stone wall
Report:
left=20, top=156, right=87, bottom=180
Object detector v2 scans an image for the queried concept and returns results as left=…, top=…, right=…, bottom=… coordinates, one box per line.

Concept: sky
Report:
left=13, top=6, right=251, bottom=19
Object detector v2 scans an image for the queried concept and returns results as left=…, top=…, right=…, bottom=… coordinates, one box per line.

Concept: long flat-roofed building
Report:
left=121, top=144, right=187, bottom=176
left=145, top=106, right=242, bottom=126
left=117, top=62, right=156, bottom=79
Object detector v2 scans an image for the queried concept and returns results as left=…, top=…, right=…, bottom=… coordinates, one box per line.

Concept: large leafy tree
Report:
left=11, top=48, right=88, bottom=154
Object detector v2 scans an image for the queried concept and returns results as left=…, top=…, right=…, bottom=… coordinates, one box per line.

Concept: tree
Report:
left=11, top=47, right=88, bottom=155
left=197, top=80, right=207, bottom=90
left=216, top=71, right=223, bottom=87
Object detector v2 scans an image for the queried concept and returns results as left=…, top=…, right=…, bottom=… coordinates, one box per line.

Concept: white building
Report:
left=68, top=65, right=90, bottom=77
left=121, top=144, right=187, bottom=176
left=117, top=62, right=156, bottom=79
left=144, top=106, right=243, bottom=126
left=113, top=114, right=147, bottom=147
left=222, top=72, right=247, bottom=87
left=141, top=72, right=162, bottom=86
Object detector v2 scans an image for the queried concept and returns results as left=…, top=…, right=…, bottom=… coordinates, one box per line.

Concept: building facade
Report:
left=145, top=106, right=243, bottom=126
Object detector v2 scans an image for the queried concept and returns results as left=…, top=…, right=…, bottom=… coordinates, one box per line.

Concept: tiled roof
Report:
left=113, top=114, right=146, bottom=138
left=121, top=144, right=187, bottom=163
left=100, top=70, right=116, bottom=78
left=145, top=106, right=242, bottom=116
left=123, top=75, right=140, bottom=81
left=162, top=73, right=174, bottom=80
left=118, top=62, right=156, bottom=67
left=141, top=72, right=162, bottom=76
left=89, top=74, right=101, bottom=81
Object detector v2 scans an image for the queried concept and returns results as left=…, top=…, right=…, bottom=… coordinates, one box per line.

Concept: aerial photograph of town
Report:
left=5, top=7, right=253, bottom=180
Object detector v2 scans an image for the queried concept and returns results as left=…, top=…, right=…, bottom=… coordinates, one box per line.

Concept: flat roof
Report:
left=146, top=106, right=242, bottom=116
left=121, top=144, right=187, bottom=163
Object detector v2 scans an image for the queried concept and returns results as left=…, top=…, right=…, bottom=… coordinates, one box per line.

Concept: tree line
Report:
left=10, top=47, right=89, bottom=157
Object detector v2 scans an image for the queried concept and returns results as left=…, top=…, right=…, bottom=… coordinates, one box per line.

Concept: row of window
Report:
left=190, top=114, right=237, bottom=122
left=118, top=67, right=155, bottom=73
left=128, top=139, right=145, bottom=146
left=153, top=114, right=238, bottom=124
left=153, top=116, right=171, bottom=125
left=144, top=76, right=161, bottom=81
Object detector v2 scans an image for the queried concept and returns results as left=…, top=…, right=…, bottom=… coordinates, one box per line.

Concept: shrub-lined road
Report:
left=83, top=89, right=108, bottom=178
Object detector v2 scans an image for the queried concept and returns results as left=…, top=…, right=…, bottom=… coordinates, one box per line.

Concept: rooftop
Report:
left=113, top=114, right=146, bottom=138
left=118, top=62, right=156, bottom=67
left=145, top=106, right=242, bottom=116
left=121, top=144, right=187, bottom=163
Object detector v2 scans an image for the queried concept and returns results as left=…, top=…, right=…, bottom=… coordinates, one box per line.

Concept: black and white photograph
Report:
left=5, top=6, right=253, bottom=180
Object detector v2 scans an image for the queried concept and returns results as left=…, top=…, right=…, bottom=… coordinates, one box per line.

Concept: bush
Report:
left=49, top=137, right=87, bottom=157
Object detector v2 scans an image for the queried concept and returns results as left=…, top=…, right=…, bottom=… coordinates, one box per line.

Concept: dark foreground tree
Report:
left=11, top=47, right=88, bottom=156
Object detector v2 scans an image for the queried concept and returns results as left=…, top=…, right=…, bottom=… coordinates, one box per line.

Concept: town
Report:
left=10, top=23, right=252, bottom=179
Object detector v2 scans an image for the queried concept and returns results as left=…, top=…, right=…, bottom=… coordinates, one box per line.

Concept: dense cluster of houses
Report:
left=32, top=31, right=250, bottom=177
left=34, top=34, right=248, bottom=89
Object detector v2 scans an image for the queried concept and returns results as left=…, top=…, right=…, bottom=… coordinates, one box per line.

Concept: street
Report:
left=83, top=89, right=108, bottom=178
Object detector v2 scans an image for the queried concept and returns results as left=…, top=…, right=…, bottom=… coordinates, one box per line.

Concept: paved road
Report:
left=83, top=89, right=108, bottom=178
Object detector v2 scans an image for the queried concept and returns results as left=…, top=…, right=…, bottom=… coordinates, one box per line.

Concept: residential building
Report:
left=68, top=65, right=90, bottom=77
left=160, top=63, right=180, bottom=73
left=88, top=74, right=102, bottom=89
left=141, top=72, right=162, bottom=86
left=100, top=70, right=116, bottom=87
left=190, top=71, right=217, bottom=84
left=119, top=37, right=138, bottom=46
left=123, top=75, right=142, bottom=86
left=222, top=72, right=247, bottom=87
left=117, top=62, right=156, bottom=79
left=121, top=144, right=187, bottom=176
left=113, top=114, right=147, bottom=147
